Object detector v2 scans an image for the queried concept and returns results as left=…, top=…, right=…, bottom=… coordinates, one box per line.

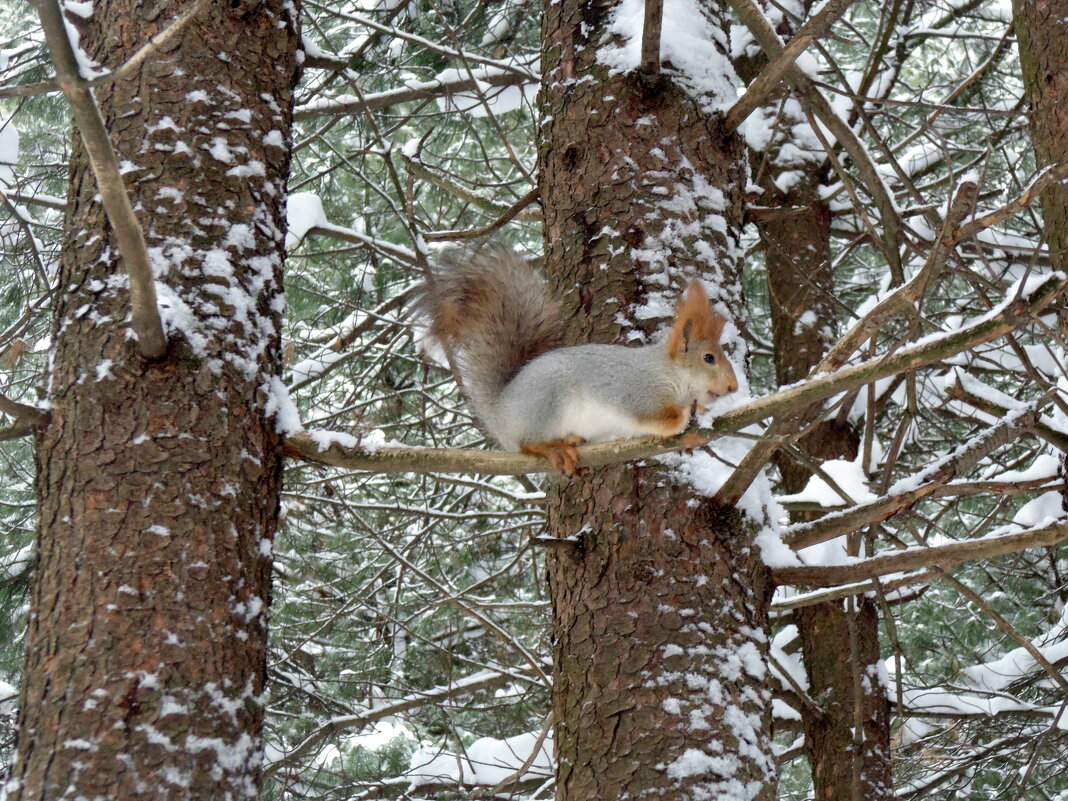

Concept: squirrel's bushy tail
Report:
left=417, top=243, right=565, bottom=418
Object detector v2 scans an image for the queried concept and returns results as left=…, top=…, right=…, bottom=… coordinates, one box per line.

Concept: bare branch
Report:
left=403, top=158, right=541, bottom=222
left=0, top=419, right=42, bottom=441
left=35, top=0, right=167, bottom=359
left=266, top=668, right=525, bottom=774
left=640, top=0, right=664, bottom=76
left=284, top=273, right=1068, bottom=475
left=0, top=392, right=49, bottom=428
left=0, top=0, right=212, bottom=101
left=423, top=187, right=541, bottom=242
left=726, top=0, right=906, bottom=277
left=97, top=0, right=213, bottom=87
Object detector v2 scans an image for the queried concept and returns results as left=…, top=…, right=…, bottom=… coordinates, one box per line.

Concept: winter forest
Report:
left=0, top=0, right=1065, bottom=798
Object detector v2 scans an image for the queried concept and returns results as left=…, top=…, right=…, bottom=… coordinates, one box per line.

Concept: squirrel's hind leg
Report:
left=521, top=435, right=587, bottom=476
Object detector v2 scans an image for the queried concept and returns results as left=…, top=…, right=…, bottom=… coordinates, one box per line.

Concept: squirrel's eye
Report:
left=703, top=353, right=716, bottom=365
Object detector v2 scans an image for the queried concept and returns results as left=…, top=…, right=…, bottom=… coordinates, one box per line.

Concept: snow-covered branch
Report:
left=773, top=520, right=1068, bottom=588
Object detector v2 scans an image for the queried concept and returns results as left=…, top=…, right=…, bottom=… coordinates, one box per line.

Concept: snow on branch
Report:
left=816, top=177, right=980, bottom=373
left=783, top=393, right=1049, bottom=550
left=725, top=0, right=860, bottom=130
left=294, top=65, right=535, bottom=121
left=726, top=0, right=907, bottom=277
left=266, top=667, right=530, bottom=774
left=945, top=370, right=1068, bottom=453
left=772, top=519, right=1068, bottom=588
left=1, top=0, right=212, bottom=101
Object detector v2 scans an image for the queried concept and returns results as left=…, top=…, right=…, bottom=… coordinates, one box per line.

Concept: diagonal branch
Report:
left=35, top=0, right=167, bottom=359
left=725, top=0, right=860, bottom=130
left=0, top=392, right=49, bottom=428
left=944, top=374, right=1068, bottom=452
left=0, top=0, right=213, bottom=100
left=726, top=0, right=906, bottom=277
left=714, top=177, right=1024, bottom=505
left=782, top=391, right=1048, bottom=550
left=817, top=178, right=980, bottom=372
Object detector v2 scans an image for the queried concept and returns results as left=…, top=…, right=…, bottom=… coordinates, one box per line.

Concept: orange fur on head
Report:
left=667, top=279, right=727, bottom=356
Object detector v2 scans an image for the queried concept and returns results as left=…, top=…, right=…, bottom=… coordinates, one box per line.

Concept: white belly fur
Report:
left=551, top=396, right=657, bottom=443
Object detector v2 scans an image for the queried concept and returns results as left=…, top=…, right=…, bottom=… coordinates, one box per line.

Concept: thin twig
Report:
left=423, top=187, right=540, bottom=242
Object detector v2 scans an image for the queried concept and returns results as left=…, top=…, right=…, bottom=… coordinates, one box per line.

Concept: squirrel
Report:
left=417, top=243, right=739, bottom=475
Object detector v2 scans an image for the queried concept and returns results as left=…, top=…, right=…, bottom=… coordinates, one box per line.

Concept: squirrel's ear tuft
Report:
left=668, top=279, right=726, bottom=356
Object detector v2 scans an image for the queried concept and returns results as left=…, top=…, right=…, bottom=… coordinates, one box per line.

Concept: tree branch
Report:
left=35, top=0, right=167, bottom=359
left=772, top=570, right=935, bottom=612
left=944, top=373, right=1068, bottom=452
left=783, top=394, right=1046, bottom=549
left=817, top=178, right=979, bottom=372
left=725, top=0, right=860, bottom=130
left=726, top=0, right=906, bottom=277
left=294, top=67, right=534, bottom=121
left=265, top=668, right=523, bottom=774
left=0, top=392, right=49, bottom=428
left=284, top=273, right=1068, bottom=475
left=772, top=521, right=1068, bottom=587
left=403, top=158, right=541, bottom=222
left=640, top=0, right=664, bottom=76
left=0, top=0, right=213, bottom=101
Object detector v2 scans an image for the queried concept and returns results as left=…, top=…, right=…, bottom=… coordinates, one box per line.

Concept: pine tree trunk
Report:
left=1014, top=0, right=1068, bottom=276
left=1013, top=0, right=1068, bottom=508
left=9, top=3, right=299, bottom=799
left=538, top=2, right=777, bottom=799
left=735, top=16, right=894, bottom=797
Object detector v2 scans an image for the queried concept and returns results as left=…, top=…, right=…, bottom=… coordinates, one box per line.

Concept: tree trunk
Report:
left=1014, top=0, right=1068, bottom=276
left=538, top=2, right=776, bottom=799
left=9, top=3, right=299, bottom=799
left=1013, top=0, right=1068, bottom=509
left=734, top=13, right=894, bottom=798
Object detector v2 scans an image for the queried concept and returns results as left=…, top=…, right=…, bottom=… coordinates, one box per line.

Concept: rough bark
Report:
left=1013, top=0, right=1068, bottom=510
left=9, top=2, right=299, bottom=799
left=735, top=10, right=893, bottom=799
left=1014, top=0, right=1068, bottom=275
left=794, top=600, right=891, bottom=799
left=538, top=1, right=776, bottom=799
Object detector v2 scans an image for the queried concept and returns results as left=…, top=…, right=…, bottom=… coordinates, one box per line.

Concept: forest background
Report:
left=0, top=0, right=1066, bottom=799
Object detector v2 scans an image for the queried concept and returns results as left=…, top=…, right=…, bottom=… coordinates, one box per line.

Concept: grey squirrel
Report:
left=417, top=243, right=739, bottom=474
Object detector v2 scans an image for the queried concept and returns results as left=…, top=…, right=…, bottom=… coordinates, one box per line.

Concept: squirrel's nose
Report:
left=727, top=378, right=738, bottom=393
